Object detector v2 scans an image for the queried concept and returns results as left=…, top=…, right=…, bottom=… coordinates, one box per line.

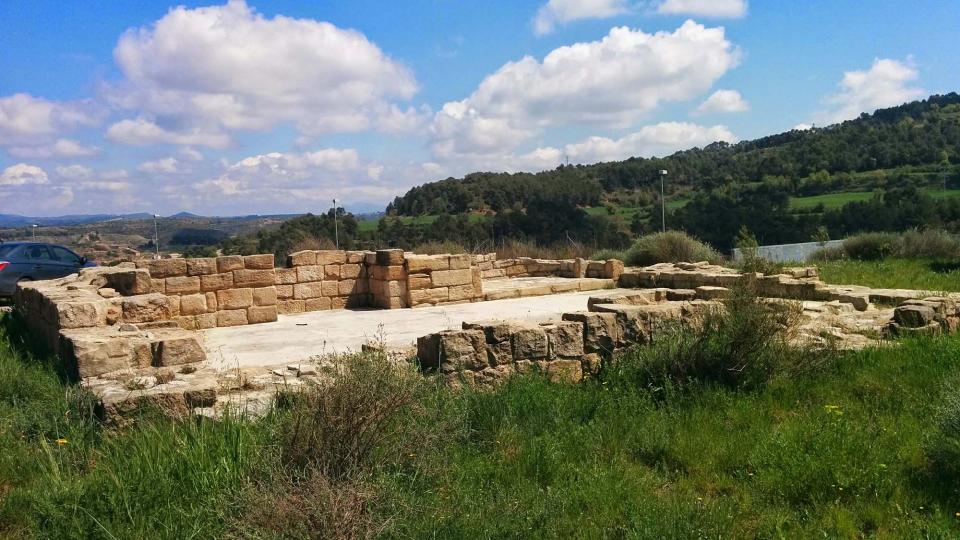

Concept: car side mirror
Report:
left=80, top=257, right=88, bottom=265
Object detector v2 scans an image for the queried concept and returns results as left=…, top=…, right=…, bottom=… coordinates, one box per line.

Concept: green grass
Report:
left=818, top=258, right=960, bottom=292
left=4, top=310, right=960, bottom=537
left=358, top=214, right=488, bottom=232
left=790, top=188, right=960, bottom=211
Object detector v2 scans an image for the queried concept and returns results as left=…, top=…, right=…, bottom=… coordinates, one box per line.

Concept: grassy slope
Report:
left=818, top=258, right=960, bottom=292
left=789, top=188, right=960, bottom=211
left=2, top=310, right=960, bottom=537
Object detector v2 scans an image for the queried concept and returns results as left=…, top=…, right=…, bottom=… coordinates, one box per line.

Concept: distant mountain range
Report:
left=0, top=208, right=387, bottom=229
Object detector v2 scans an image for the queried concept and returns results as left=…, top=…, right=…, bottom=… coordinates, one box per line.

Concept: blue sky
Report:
left=0, top=0, right=957, bottom=216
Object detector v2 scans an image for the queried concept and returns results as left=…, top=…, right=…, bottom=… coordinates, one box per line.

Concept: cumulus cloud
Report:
left=533, top=0, right=629, bottom=35
left=693, top=89, right=749, bottom=115
left=107, top=0, right=419, bottom=139
left=0, top=163, right=49, bottom=186
left=431, top=21, right=739, bottom=160
left=138, top=157, right=183, bottom=174
left=656, top=0, right=747, bottom=18
left=55, top=164, right=93, bottom=181
left=7, top=138, right=99, bottom=159
left=813, top=58, right=924, bottom=125
left=106, top=117, right=230, bottom=148
left=0, top=94, right=100, bottom=148
left=562, top=121, right=737, bottom=162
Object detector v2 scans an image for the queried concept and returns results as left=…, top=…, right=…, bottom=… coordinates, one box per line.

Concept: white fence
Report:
left=731, top=240, right=844, bottom=264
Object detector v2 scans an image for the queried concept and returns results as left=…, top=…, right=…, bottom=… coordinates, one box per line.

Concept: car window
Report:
left=51, top=246, right=82, bottom=265
left=0, top=245, right=16, bottom=258
left=25, top=245, right=52, bottom=260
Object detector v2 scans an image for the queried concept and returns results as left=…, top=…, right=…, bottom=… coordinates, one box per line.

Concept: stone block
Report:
left=216, top=255, right=245, bottom=273
left=247, top=305, right=278, bottom=324
left=103, top=268, right=152, bottom=295
left=278, top=299, right=305, bottom=314
left=448, top=284, right=477, bottom=302
left=316, top=250, right=347, bottom=265
left=179, top=293, right=208, bottom=316
left=408, top=273, right=432, bottom=290
left=695, top=286, right=730, bottom=300
left=233, top=269, right=276, bottom=288
left=340, top=263, right=362, bottom=279
left=151, top=278, right=166, bottom=294
left=895, top=304, right=937, bottom=328
left=321, top=281, right=339, bottom=297
left=186, top=258, right=218, bottom=276
left=244, top=254, right=274, bottom=270
left=168, top=295, right=181, bottom=316
left=666, top=289, right=697, bottom=301
left=337, top=279, right=357, bottom=295
left=324, top=265, right=340, bottom=279
left=376, top=249, right=404, bottom=266
left=519, top=285, right=553, bottom=297
left=61, top=331, right=152, bottom=378
left=346, top=251, right=366, bottom=263
left=330, top=296, right=349, bottom=309
left=377, top=296, right=407, bottom=309
left=165, top=276, right=201, bottom=295
left=546, top=322, right=585, bottom=358
left=604, top=259, right=624, bottom=280
left=305, top=297, right=332, bottom=311
left=562, top=312, right=622, bottom=354
left=56, top=300, right=113, bottom=329
left=409, top=287, right=448, bottom=305
left=512, top=326, right=548, bottom=360
left=373, top=265, right=406, bottom=281
left=217, top=288, right=254, bottom=309
left=406, top=255, right=449, bottom=273
left=288, top=250, right=317, bottom=266
left=484, top=289, right=519, bottom=301
left=152, top=336, right=205, bottom=367
left=296, top=265, right=324, bottom=282
left=121, top=294, right=172, bottom=324
left=137, top=258, right=187, bottom=278
left=216, top=309, right=248, bottom=327
left=253, top=287, right=277, bottom=306
left=293, top=281, right=323, bottom=300
left=546, top=359, right=583, bottom=384
left=449, top=254, right=472, bottom=270
left=205, top=292, right=218, bottom=311
left=276, top=285, right=293, bottom=300
left=200, top=272, right=234, bottom=292
left=275, top=268, right=298, bottom=285
left=431, top=268, right=472, bottom=287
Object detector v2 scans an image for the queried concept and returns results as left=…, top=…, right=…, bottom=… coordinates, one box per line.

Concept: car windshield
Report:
left=0, top=245, right=17, bottom=258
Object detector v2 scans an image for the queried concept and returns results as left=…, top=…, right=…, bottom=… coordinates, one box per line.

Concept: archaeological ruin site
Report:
left=11, top=248, right=960, bottom=422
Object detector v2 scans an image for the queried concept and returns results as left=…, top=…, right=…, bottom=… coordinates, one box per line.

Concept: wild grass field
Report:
left=818, top=258, right=960, bottom=293
left=3, top=287, right=960, bottom=539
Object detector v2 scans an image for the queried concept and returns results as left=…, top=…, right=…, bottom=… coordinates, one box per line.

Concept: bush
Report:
left=808, top=245, right=846, bottom=262
left=624, top=231, right=723, bottom=267
left=610, top=282, right=820, bottom=389
left=842, top=232, right=902, bottom=260
left=898, top=229, right=960, bottom=259
left=735, top=226, right=783, bottom=275
left=589, top=248, right=626, bottom=261
left=410, top=240, right=467, bottom=255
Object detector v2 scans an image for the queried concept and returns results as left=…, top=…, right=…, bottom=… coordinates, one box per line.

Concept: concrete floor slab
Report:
left=201, top=287, right=633, bottom=369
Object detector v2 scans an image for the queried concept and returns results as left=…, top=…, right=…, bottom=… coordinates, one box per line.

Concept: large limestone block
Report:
left=61, top=330, right=152, bottom=378
left=56, top=300, right=115, bottom=329
left=121, top=294, right=172, bottom=324
left=341, top=263, right=362, bottom=279
left=305, top=297, right=332, bottom=311
left=546, top=359, right=583, bottom=384
left=417, top=329, right=486, bottom=372
left=296, top=265, right=324, bottom=282
left=244, top=254, right=274, bottom=270
left=449, top=254, right=472, bottom=270
left=512, top=326, right=548, bottom=360
left=373, top=265, right=406, bottom=281
left=165, top=276, right=201, bottom=295
left=233, top=269, right=276, bottom=288
left=316, top=250, right=348, bottom=266
left=278, top=299, right=305, bottom=314
left=345, top=251, right=366, bottom=264
left=137, top=258, right=187, bottom=278
left=288, top=250, right=317, bottom=267
left=409, top=287, right=448, bottom=305
left=186, top=258, right=218, bottom=276
left=216, top=255, right=245, bottom=273
left=562, top=312, right=623, bottom=354
left=216, top=309, right=248, bottom=327
left=408, top=273, right=432, bottom=290
left=448, top=284, right=478, bottom=302
left=253, top=287, right=277, bottom=306
left=895, top=304, right=937, bottom=328
left=324, top=265, right=341, bottom=279
left=152, top=335, right=205, bottom=366
left=291, top=281, right=322, bottom=299
left=376, top=249, right=404, bottom=266
left=217, top=288, right=254, bottom=309
left=604, top=259, right=624, bottom=280
left=200, top=272, right=233, bottom=292
left=205, top=292, right=218, bottom=311
left=406, top=255, right=449, bottom=273
left=321, top=281, right=339, bottom=297
left=545, top=321, right=585, bottom=359
left=695, top=286, right=730, bottom=300
left=275, top=268, right=298, bottom=285
left=431, top=269, right=472, bottom=287
left=247, top=305, right=278, bottom=324
left=179, top=293, right=208, bottom=316
left=102, top=268, right=152, bottom=296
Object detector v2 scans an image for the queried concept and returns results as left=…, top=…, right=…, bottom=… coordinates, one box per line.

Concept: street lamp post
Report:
left=153, top=214, right=161, bottom=259
left=659, top=169, right=668, bottom=233
left=332, top=198, right=339, bottom=249
left=31, top=224, right=37, bottom=239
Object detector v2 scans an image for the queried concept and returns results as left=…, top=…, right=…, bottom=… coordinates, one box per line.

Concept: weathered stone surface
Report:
left=512, top=326, right=548, bottom=360
left=61, top=330, right=152, bottom=378
left=275, top=268, right=298, bottom=285
left=338, top=279, right=358, bottom=295
left=408, top=273, right=432, bottom=290
left=200, top=272, right=233, bottom=292
left=287, top=250, right=317, bottom=267
left=316, top=250, right=347, bottom=265
left=604, top=259, right=624, bottom=281
left=295, top=265, right=322, bottom=282
left=253, top=287, right=277, bottom=306
left=165, top=276, right=201, bottom=295
left=205, top=292, right=218, bottom=311
left=121, top=294, right=172, bottom=324
left=56, top=300, right=112, bottom=329
left=324, top=265, right=341, bottom=279
left=305, top=297, right=332, bottom=311
left=695, top=286, right=730, bottom=300
left=102, top=268, right=152, bottom=295
left=186, top=258, right=218, bottom=276
left=321, top=281, right=339, bottom=297
left=341, top=263, right=362, bottom=279
left=373, top=265, right=406, bottom=281
left=247, top=305, right=278, bottom=324
left=448, top=284, right=478, bottom=302
left=233, top=269, right=276, bottom=288
left=217, top=288, right=254, bottom=309
left=137, top=258, right=187, bottom=278
left=895, top=304, right=937, bottom=328
left=545, top=322, right=585, bottom=358
left=409, top=287, right=448, bottom=305
left=152, top=336, right=205, bottom=366
left=431, top=269, right=473, bottom=287
left=562, top=311, right=622, bottom=354
left=216, top=309, right=248, bottom=327
left=546, top=359, right=583, bottom=384
left=278, top=299, right=305, bottom=314
left=150, top=278, right=166, bottom=294
left=376, top=249, right=404, bottom=266
left=244, top=254, right=274, bottom=270
left=406, top=255, right=449, bottom=273
left=179, top=293, right=208, bottom=315
left=449, top=254, right=472, bottom=270
left=216, top=255, right=245, bottom=273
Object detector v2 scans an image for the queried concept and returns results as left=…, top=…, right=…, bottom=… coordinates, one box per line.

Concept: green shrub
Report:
left=842, top=232, right=902, bottom=260
left=926, top=381, right=960, bottom=478
left=808, top=245, right=846, bottom=262
left=589, top=248, right=626, bottom=261
left=625, top=231, right=723, bottom=266
left=735, top=226, right=783, bottom=275
left=898, top=229, right=960, bottom=259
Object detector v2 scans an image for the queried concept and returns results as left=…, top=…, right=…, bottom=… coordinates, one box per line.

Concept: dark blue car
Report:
left=0, top=242, right=96, bottom=297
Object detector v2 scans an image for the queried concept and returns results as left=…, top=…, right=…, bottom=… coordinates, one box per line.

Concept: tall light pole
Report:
left=31, top=224, right=37, bottom=239
left=153, top=214, right=161, bottom=259
left=332, top=198, right=339, bottom=249
left=659, top=169, right=668, bottom=233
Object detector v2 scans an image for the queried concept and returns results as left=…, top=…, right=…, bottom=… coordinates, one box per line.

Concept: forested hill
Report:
left=388, top=93, right=960, bottom=216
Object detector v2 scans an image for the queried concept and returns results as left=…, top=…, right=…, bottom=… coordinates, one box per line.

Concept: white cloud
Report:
left=0, top=93, right=100, bottom=148
left=108, top=0, right=418, bottom=138
left=693, top=89, right=749, bottom=115
left=78, top=181, right=131, bottom=191
left=533, top=0, right=629, bottom=35
left=138, top=157, right=182, bottom=174
left=7, top=138, right=99, bottom=159
left=0, top=163, right=50, bottom=186
left=656, top=0, right=747, bottom=18
left=813, top=58, right=924, bottom=125
left=562, top=121, right=737, bottom=162
left=106, top=117, right=231, bottom=148
left=431, top=21, right=739, bottom=160
left=179, top=147, right=203, bottom=162
left=55, top=164, right=93, bottom=181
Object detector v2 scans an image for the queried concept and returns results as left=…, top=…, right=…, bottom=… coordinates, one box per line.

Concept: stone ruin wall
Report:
left=473, top=253, right=624, bottom=282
